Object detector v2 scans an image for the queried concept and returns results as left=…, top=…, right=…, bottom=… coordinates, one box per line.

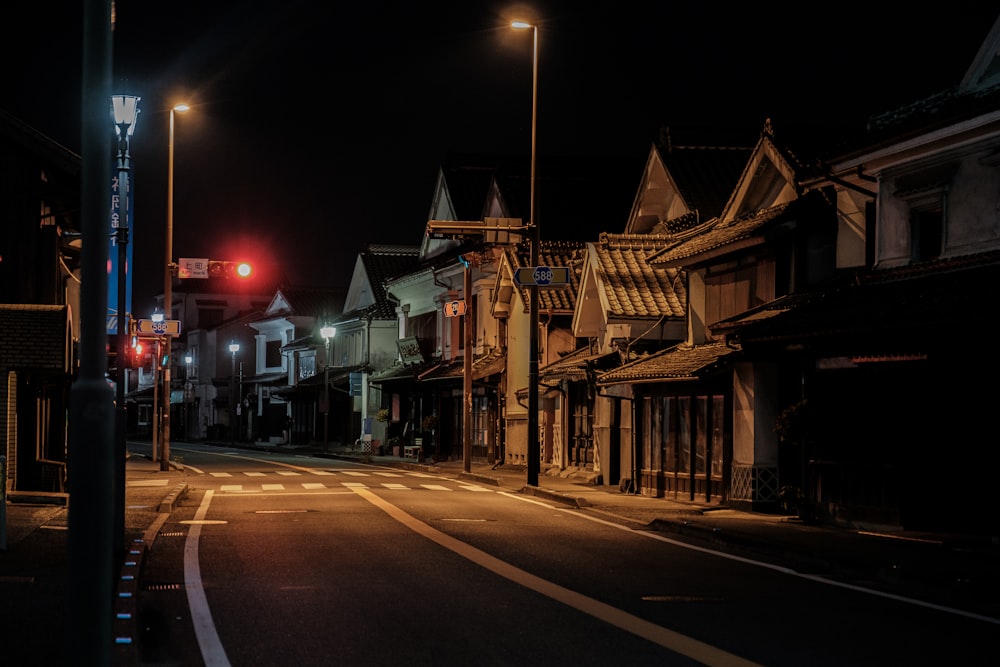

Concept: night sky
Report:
left=3, top=2, right=997, bottom=315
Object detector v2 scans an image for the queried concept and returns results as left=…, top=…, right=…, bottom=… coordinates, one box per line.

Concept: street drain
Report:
left=158, top=531, right=185, bottom=537
left=145, top=583, right=184, bottom=591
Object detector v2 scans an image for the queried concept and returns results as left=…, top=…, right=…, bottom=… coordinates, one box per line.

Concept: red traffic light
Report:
left=233, top=261, right=253, bottom=279
left=208, top=260, right=254, bottom=279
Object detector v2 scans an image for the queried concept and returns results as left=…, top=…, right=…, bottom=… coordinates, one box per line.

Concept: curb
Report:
left=158, top=482, right=189, bottom=513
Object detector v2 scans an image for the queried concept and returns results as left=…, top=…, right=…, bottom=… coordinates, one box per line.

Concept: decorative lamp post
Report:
left=110, top=93, right=139, bottom=557
left=229, top=341, right=239, bottom=447
left=321, top=324, right=336, bottom=451
left=160, top=102, right=189, bottom=471
left=512, top=19, right=541, bottom=486
left=184, top=353, right=193, bottom=440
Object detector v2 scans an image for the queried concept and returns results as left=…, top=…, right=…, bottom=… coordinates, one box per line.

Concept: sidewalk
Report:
left=2, top=442, right=997, bottom=665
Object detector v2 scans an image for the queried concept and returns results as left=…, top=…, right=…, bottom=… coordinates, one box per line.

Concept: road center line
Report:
left=351, top=486, right=762, bottom=667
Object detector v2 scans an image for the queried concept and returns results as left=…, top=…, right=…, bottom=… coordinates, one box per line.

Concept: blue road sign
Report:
left=513, top=266, right=570, bottom=287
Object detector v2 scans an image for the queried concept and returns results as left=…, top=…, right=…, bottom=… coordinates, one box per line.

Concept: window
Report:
left=569, top=384, right=593, bottom=466
left=266, top=339, right=281, bottom=368
left=895, top=165, right=953, bottom=264
left=198, top=308, right=224, bottom=329
left=910, top=198, right=944, bottom=262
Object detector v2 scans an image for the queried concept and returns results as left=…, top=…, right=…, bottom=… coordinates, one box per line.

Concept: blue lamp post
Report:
left=110, top=93, right=139, bottom=555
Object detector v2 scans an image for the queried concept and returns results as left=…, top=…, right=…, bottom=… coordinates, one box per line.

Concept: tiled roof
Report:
left=654, top=138, right=753, bottom=220
left=473, top=348, right=505, bottom=380
left=506, top=240, right=587, bottom=313
left=405, top=349, right=505, bottom=384
left=597, top=341, right=739, bottom=385
left=652, top=189, right=828, bottom=266
left=727, top=251, right=1000, bottom=351
left=417, top=359, right=463, bottom=383
left=358, top=244, right=420, bottom=320
left=540, top=346, right=620, bottom=382
left=592, top=233, right=687, bottom=318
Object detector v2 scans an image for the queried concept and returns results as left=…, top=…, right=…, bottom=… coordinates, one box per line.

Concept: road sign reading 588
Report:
left=513, top=265, right=570, bottom=288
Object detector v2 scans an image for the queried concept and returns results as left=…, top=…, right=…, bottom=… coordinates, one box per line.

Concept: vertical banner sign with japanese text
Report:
left=108, top=165, right=135, bottom=334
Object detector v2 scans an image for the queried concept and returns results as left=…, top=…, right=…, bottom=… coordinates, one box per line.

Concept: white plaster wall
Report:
left=732, top=361, right=778, bottom=466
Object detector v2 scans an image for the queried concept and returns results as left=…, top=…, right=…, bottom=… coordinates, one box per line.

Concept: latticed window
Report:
left=569, top=384, right=592, bottom=465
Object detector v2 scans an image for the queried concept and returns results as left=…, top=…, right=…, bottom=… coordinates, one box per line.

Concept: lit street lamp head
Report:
left=111, top=94, right=140, bottom=138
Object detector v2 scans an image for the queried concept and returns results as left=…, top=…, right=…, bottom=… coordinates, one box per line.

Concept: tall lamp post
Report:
left=229, top=341, right=239, bottom=447
left=321, top=324, right=336, bottom=451
left=184, top=353, right=193, bottom=440
left=160, top=102, right=189, bottom=471
left=512, top=19, right=541, bottom=486
left=111, top=93, right=139, bottom=557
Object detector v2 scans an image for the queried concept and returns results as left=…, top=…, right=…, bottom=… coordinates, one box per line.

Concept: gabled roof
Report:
left=625, top=128, right=752, bottom=235
left=262, top=285, right=345, bottom=319
left=720, top=119, right=808, bottom=223
left=331, top=243, right=419, bottom=326
left=597, top=341, right=739, bottom=386
left=858, top=12, right=1000, bottom=148
left=652, top=188, right=830, bottom=268
left=589, top=233, right=687, bottom=319
left=431, top=152, right=641, bottom=244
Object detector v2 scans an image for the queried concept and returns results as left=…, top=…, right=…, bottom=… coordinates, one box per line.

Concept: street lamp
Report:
left=321, top=324, right=336, bottom=451
left=184, top=353, right=193, bottom=440
left=512, top=19, right=541, bottom=486
left=229, top=341, right=240, bottom=447
left=110, top=93, right=139, bottom=557
left=160, top=102, right=189, bottom=471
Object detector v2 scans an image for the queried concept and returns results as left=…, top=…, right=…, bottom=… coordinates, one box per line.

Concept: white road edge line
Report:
left=499, top=492, right=1000, bottom=626
left=185, top=490, right=231, bottom=666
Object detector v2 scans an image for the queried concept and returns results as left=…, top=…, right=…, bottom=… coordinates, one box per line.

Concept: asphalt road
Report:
left=133, top=445, right=997, bottom=666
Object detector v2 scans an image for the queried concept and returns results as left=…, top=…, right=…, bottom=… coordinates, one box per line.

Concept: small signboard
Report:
left=444, top=300, right=467, bottom=317
left=512, top=266, right=570, bottom=287
left=136, top=319, right=182, bottom=337
left=177, top=257, right=210, bottom=279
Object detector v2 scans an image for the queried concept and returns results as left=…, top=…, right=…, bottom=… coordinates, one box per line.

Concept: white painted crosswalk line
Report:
left=458, top=485, right=491, bottom=492
left=373, top=472, right=403, bottom=477
left=302, top=483, right=326, bottom=489
left=421, top=484, right=452, bottom=491
left=310, top=470, right=336, bottom=475
left=243, top=472, right=266, bottom=477
left=341, top=471, right=369, bottom=477
left=210, top=472, right=232, bottom=478
left=261, top=484, right=285, bottom=491
left=342, top=482, right=367, bottom=488
left=220, top=485, right=243, bottom=492
left=407, top=472, right=438, bottom=478
left=275, top=471, right=301, bottom=476
left=381, top=483, right=407, bottom=490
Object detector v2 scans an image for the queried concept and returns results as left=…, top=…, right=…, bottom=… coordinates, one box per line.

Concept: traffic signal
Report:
left=125, top=338, right=144, bottom=369
left=207, top=260, right=254, bottom=279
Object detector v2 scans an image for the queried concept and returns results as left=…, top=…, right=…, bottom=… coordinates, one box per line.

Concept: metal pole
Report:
left=324, top=339, right=330, bottom=451
left=230, top=350, right=237, bottom=447
left=526, top=24, right=540, bottom=487
left=463, top=261, right=473, bottom=473
left=161, top=108, right=176, bottom=471
left=151, top=339, right=160, bottom=460
left=113, top=121, right=131, bottom=558
left=68, top=2, right=114, bottom=659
